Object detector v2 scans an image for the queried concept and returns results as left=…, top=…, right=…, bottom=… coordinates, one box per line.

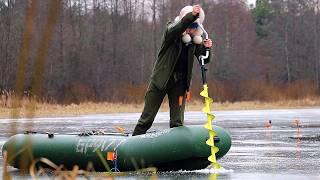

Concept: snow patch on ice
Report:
left=194, top=167, right=234, bottom=174
left=176, top=167, right=234, bottom=174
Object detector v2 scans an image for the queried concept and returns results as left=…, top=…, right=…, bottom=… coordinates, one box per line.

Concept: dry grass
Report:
left=0, top=100, right=145, bottom=118
left=1, top=97, right=320, bottom=118
left=2, top=79, right=320, bottom=118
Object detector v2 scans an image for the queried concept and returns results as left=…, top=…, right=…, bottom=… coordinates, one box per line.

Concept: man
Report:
left=132, top=5, right=213, bottom=136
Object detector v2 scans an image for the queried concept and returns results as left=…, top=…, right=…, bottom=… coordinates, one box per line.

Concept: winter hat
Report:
left=175, top=5, right=205, bottom=44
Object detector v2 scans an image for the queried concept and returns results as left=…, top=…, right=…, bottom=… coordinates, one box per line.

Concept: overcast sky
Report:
left=247, top=0, right=256, bottom=6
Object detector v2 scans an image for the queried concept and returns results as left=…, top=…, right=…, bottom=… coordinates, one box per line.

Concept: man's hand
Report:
left=192, top=5, right=201, bottom=16
left=203, top=39, right=213, bottom=48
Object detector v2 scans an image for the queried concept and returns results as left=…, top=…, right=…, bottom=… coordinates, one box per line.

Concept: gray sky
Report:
left=247, top=0, right=256, bottom=6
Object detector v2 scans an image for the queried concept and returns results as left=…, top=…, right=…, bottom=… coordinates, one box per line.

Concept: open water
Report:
left=0, top=108, right=320, bottom=179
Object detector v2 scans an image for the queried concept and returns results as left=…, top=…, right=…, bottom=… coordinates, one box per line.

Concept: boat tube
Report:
left=2, top=125, right=231, bottom=171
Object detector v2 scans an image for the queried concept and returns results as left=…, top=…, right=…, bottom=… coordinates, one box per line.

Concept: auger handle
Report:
left=198, top=24, right=210, bottom=84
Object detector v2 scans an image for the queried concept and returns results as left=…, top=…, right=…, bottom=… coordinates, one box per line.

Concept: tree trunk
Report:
left=141, top=0, right=145, bottom=83
left=59, top=1, right=65, bottom=87
left=152, top=0, right=157, bottom=60
left=4, top=0, right=13, bottom=88
left=111, top=0, right=118, bottom=61
left=284, top=22, right=291, bottom=84
left=14, top=0, right=37, bottom=99
left=315, top=0, right=320, bottom=89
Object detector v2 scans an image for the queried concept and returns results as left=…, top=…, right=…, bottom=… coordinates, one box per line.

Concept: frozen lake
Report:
left=1, top=108, right=320, bottom=179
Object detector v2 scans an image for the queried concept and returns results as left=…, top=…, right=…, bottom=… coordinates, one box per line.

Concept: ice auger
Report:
left=198, top=24, right=220, bottom=169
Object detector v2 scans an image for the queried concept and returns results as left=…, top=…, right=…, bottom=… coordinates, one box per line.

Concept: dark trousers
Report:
left=132, top=75, right=187, bottom=136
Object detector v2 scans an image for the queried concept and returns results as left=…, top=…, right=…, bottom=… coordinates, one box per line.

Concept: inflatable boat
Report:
left=2, top=125, right=231, bottom=171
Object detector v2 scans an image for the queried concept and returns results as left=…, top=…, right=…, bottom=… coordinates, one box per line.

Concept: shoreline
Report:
left=1, top=98, right=320, bottom=118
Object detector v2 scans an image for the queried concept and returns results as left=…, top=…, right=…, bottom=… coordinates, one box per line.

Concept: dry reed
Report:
left=1, top=97, right=320, bottom=118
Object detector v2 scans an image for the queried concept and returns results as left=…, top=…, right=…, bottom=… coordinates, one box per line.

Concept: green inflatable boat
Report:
left=2, top=125, right=231, bottom=171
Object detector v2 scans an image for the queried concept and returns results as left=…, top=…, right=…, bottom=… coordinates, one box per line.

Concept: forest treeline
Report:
left=0, top=0, right=320, bottom=104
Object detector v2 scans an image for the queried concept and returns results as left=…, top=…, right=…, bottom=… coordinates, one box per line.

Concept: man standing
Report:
left=133, top=5, right=213, bottom=136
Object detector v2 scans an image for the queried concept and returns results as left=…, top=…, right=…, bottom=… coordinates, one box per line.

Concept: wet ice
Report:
left=0, top=108, right=320, bottom=179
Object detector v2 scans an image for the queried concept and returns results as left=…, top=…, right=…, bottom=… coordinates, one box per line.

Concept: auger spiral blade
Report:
left=201, top=84, right=221, bottom=169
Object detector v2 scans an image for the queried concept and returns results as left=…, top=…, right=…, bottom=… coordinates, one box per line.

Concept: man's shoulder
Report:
left=166, top=21, right=174, bottom=28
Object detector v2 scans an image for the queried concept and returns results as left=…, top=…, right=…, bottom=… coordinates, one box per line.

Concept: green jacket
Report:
left=150, top=12, right=211, bottom=91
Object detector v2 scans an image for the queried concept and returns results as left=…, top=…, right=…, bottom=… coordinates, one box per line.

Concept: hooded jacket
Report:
left=150, top=12, right=211, bottom=91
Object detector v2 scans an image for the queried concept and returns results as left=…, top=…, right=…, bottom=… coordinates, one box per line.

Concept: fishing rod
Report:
left=198, top=24, right=221, bottom=169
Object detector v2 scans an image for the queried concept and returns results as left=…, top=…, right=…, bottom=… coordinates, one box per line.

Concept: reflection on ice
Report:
left=0, top=108, right=320, bottom=178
